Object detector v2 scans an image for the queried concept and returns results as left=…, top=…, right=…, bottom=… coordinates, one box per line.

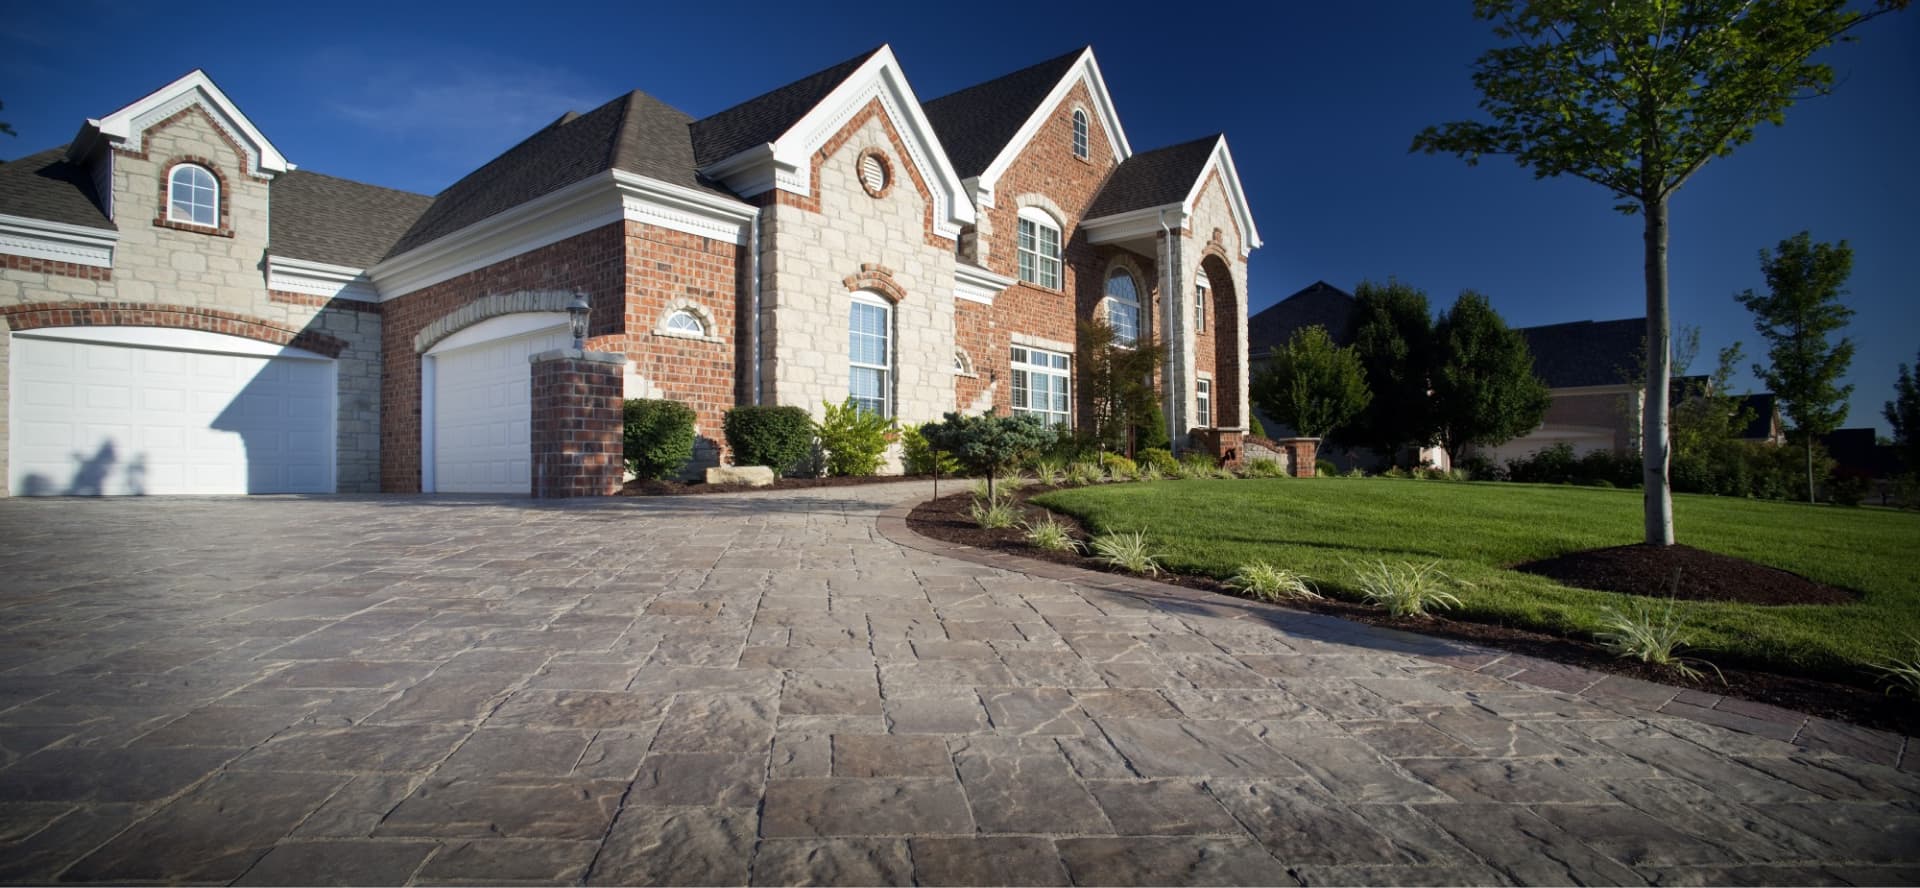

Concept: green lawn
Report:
left=1032, top=478, right=1920, bottom=682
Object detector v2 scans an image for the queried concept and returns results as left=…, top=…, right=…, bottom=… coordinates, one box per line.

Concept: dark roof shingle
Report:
left=690, top=48, right=882, bottom=169
left=0, top=146, right=113, bottom=231
left=1516, top=317, right=1645, bottom=389
left=269, top=170, right=432, bottom=268
left=921, top=48, right=1086, bottom=179
left=391, top=89, right=739, bottom=257
left=1083, top=135, right=1217, bottom=219
left=1248, top=281, right=1357, bottom=358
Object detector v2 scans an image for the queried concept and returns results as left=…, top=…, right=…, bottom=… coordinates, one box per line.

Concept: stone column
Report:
left=529, top=349, right=626, bottom=498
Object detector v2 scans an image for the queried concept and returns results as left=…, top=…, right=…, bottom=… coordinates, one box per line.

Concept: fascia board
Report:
left=974, top=49, right=1131, bottom=205
left=80, top=70, right=291, bottom=176
left=1180, top=136, right=1262, bottom=256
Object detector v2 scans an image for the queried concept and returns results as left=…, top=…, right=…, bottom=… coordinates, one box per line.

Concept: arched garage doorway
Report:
left=419, top=311, right=573, bottom=493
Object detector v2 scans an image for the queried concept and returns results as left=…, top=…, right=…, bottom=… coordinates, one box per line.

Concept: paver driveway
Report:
left=0, top=483, right=1915, bottom=886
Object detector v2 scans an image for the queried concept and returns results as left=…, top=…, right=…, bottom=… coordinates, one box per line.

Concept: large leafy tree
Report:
left=1078, top=319, right=1166, bottom=456
left=1412, top=0, right=1905, bottom=544
left=1736, top=231, right=1856, bottom=502
left=1252, top=325, right=1372, bottom=440
left=1431, top=292, right=1552, bottom=462
left=1887, top=352, right=1920, bottom=474
left=1346, top=280, right=1438, bottom=462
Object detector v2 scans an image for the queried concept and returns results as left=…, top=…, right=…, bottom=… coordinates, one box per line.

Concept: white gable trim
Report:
left=702, top=45, right=975, bottom=240
left=0, top=213, right=118, bottom=268
left=369, top=171, right=756, bottom=300
left=73, top=70, right=291, bottom=178
left=972, top=48, right=1131, bottom=210
left=955, top=262, right=1014, bottom=305
left=1179, top=136, right=1262, bottom=256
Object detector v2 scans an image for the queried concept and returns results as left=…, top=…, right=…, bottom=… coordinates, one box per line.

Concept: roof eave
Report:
left=972, top=47, right=1131, bottom=208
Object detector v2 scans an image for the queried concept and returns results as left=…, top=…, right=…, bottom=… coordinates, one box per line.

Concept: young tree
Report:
left=1412, top=0, right=1906, bottom=545
left=920, top=412, right=1055, bottom=502
left=1431, top=292, right=1551, bottom=462
left=1078, top=319, right=1166, bottom=456
left=1671, top=339, right=1755, bottom=465
left=1736, top=232, right=1856, bottom=503
left=1887, top=353, right=1920, bottom=474
left=1251, top=325, right=1372, bottom=440
left=1345, top=280, right=1437, bottom=463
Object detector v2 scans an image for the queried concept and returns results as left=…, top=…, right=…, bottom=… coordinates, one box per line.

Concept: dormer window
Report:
left=1072, top=109, right=1089, bottom=159
left=168, top=164, right=218, bottom=227
left=1016, top=208, right=1062, bottom=290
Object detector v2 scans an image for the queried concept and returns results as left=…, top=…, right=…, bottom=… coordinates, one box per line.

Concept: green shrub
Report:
left=1315, top=458, right=1337, bottom=477
left=815, top=398, right=894, bottom=476
left=1505, top=443, right=1578, bottom=484
left=922, top=412, right=1057, bottom=501
left=723, top=405, right=814, bottom=475
left=1028, top=456, right=1066, bottom=486
left=1381, top=466, right=1411, bottom=480
left=1023, top=515, right=1079, bottom=552
left=1137, top=448, right=1179, bottom=476
left=1342, top=466, right=1367, bottom=478
left=1065, top=460, right=1104, bottom=486
left=1245, top=457, right=1287, bottom=478
left=901, top=424, right=962, bottom=475
left=623, top=399, right=697, bottom=480
left=1456, top=454, right=1501, bottom=481
left=1250, top=414, right=1268, bottom=439
left=1352, top=559, right=1465, bottom=618
left=1137, top=406, right=1171, bottom=452
left=1871, top=637, right=1920, bottom=698
left=1178, top=452, right=1222, bottom=479
left=1137, top=461, right=1165, bottom=481
left=1089, top=531, right=1163, bottom=574
left=1101, top=453, right=1138, bottom=481
left=1595, top=599, right=1722, bottom=683
left=1226, top=562, right=1320, bottom=602
left=970, top=496, right=1020, bottom=529
left=1826, top=472, right=1869, bottom=507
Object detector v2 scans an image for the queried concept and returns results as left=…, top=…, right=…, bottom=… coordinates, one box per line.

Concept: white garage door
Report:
left=9, top=329, right=335, bottom=496
left=429, top=323, right=571, bottom=494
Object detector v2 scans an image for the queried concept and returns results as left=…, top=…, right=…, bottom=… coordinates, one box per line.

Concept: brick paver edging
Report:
left=876, top=495, right=1916, bottom=770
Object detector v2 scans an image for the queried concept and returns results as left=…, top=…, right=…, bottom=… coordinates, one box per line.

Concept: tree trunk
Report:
left=1642, top=195, right=1675, bottom=546
left=1806, top=438, right=1816, bottom=504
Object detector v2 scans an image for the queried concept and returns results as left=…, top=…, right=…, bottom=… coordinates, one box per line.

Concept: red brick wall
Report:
left=529, top=355, right=625, bottom=497
left=379, top=224, right=626, bottom=492
left=1, top=254, right=113, bottom=281
left=955, top=299, right=994, bottom=411
left=977, top=80, right=1124, bottom=422
left=609, top=221, right=742, bottom=464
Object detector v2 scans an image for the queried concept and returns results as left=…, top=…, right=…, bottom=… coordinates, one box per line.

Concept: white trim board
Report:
left=0, top=213, right=118, bottom=268
left=970, top=48, right=1131, bottom=210
left=12, top=326, right=331, bottom=361
left=71, top=69, right=291, bottom=178
left=267, top=256, right=379, bottom=303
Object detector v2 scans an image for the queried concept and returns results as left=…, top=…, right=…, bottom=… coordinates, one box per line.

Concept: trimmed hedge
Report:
left=724, top=405, right=814, bottom=475
left=624, top=399, right=696, bottom=480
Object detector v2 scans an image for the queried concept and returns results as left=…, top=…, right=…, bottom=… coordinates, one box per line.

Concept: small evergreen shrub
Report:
left=723, top=405, right=813, bottom=475
left=815, top=398, right=894, bottom=476
left=901, top=423, right=962, bottom=475
left=1315, top=458, right=1337, bottom=477
left=624, top=398, right=697, bottom=480
left=1101, top=453, right=1139, bottom=481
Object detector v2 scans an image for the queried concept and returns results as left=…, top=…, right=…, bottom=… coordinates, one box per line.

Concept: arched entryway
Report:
left=1198, top=252, right=1241, bottom=429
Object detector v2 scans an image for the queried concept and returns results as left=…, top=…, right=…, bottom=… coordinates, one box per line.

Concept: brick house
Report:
left=0, top=45, right=1260, bottom=496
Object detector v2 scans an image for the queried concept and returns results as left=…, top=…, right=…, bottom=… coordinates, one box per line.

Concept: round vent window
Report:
left=857, top=150, right=891, bottom=197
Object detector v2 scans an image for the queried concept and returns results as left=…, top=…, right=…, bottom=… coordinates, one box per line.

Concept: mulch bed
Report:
left=907, top=489, right=1917, bottom=737
left=1514, top=544, right=1858, bottom=606
left=620, top=474, right=935, bottom=496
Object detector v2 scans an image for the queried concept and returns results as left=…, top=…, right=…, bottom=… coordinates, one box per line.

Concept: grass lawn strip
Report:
left=1031, top=478, right=1920, bottom=684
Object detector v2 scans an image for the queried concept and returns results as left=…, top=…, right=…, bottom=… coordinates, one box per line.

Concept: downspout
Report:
left=1158, top=208, right=1175, bottom=450
left=749, top=208, right=764, bottom=405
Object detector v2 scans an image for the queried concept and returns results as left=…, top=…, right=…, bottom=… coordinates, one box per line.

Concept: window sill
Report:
left=153, top=217, right=233, bottom=238
left=651, top=330, right=725, bottom=345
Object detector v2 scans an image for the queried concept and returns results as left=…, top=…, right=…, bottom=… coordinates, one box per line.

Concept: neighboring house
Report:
left=1473, top=317, right=1646, bottom=466
left=1736, top=393, right=1787, bottom=445
left=0, top=45, right=1261, bottom=496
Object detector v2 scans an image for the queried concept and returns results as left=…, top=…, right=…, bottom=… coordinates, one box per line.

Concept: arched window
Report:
left=1016, top=207, right=1062, bottom=289
left=953, top=348, right=973, bottom=376
left=168, top=164, right=218, bottom=227
left=849, top=291, right=893, bottom=417
left=1104, top=269, right=1141, bottom=345
left=663, top=309, right=707, bottom=337
left=1071, top=109, right=1089, bottom=159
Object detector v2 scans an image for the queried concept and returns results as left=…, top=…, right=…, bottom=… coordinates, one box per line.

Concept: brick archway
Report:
left=412, top=290, right=585, bottom=354
left=0, top=302, right=347, bottom=357
left=1198, top=253, right=1240, bottom=428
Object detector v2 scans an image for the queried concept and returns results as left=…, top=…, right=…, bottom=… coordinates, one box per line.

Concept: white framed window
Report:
left=1105, top=269, right=1141, bottom=345
left=663, top=309, right=707, bottom=337
left=953, top=348, right=973, bottom=376
left=1194, top=276, right=1209, bottom=331
left=167, top=163, right=218, bottom=227
left=849, top=292, right=893, bottom=417
left=1016, top=208, right=1062, bottom=290
left=1011, top=345, right=1071, bottom=427
left=1196, top=377, right=1213, bottom=428
left=1071, top=109, right=1089, bottom=159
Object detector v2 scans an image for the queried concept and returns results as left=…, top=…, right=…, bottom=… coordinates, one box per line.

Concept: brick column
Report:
left=529, top=349, right=625, bottom=498
left=1190, top=428, right=1248, bottom=469
left=1278, top=437, right=1321, bottom=478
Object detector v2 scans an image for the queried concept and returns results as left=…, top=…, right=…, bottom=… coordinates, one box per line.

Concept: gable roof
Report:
left=71, top=69, right=289, bottom=177
left=1248, top=281, right=1357, bottom=358
left=269, top=170, right=432, bottom=268
left=1739, top=393, right=1780, bottom=440
left=1083, top=135, right=1219, bottom=219
left=1516, top=317, right=1645, bottom=389
left=921, top=48, right=1087, bottom=179
left=390, top=89, right=740, bottom=257
left=690, top=48, right=883, bottom=169
left=0, top=145, right=113, bottom=230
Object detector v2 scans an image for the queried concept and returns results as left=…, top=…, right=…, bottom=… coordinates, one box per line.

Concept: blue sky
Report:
left=5, top=1, right=1914, bottom=433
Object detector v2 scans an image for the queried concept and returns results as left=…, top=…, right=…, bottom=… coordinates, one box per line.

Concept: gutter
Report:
left=750, top=208, right=764, bottom=404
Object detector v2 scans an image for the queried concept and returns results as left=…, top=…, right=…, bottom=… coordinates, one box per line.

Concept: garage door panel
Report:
left=10, top=333, right=335, bottom=496
left=431, top=324, right=569, bottom=494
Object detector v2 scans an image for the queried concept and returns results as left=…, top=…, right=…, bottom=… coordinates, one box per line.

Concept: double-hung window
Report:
left=1011, top=345, right=1071, bottom=427
left=849, top=294, right=892, bottom=417
left=1196, top=378, right=1213, bottom=428
left=1105, top=270, right=1141, bottom=345
left=1194, top=277, right=1209, bottom=331
left=1016, top=208, right=1062, bottom=290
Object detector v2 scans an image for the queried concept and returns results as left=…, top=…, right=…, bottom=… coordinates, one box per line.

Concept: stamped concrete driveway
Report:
left=0, top=482, right=1915, bottom=886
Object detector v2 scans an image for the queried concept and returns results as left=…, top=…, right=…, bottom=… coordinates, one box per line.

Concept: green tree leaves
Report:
left=1251, top=325, right=1371, bottom=441
left=1736, top=231, right=1857, bottom=501
left=1432, top=292, right=1552, bottom=461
